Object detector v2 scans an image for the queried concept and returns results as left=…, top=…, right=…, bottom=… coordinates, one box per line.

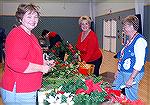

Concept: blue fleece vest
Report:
left=118, top=34, right=147, bottom=73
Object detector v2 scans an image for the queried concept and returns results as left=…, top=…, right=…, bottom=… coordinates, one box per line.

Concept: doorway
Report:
left=103, top=19, right=117, bottom=53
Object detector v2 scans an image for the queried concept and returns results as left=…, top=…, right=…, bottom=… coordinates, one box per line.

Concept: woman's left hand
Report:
left=126, top=78, right=134, bottom=87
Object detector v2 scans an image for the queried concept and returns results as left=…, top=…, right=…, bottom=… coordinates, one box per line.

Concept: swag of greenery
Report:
left=40, top=40, right=144, bottom=105
left=43, top=75, right=110, bottom=105
left=41, top=75, right=144, bottom=105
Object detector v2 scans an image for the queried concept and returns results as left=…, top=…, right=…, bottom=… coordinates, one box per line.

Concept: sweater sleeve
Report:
left=5, top=29, right=30, bottom=73
left=133, top=38, right=147, bottom=71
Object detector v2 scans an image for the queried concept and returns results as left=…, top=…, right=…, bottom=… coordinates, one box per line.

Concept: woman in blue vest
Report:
left=112, top=15, right=148, bottom=100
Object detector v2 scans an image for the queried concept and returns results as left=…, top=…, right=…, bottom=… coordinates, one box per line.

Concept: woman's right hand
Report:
left=42, top=60, right=56, bottom=74
left=41, top=65, right=50, bottom=74
left=24, top=62, right=51, bottom=74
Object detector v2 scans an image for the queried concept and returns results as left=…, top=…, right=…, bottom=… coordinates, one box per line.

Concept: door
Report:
left=103, top=19, right=117, bottom=53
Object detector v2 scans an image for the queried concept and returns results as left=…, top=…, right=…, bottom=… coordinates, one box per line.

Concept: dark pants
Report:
left=87, top=56, right=102, bottom=77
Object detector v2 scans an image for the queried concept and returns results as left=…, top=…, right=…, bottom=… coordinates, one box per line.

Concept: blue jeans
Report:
left=112, top=71, right=144, bottom=100
left=0, top=83, right=37, bottom=105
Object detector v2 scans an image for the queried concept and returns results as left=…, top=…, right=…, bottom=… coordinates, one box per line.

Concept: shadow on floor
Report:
left=100, top=72, right=115, bottom=84
left=100, top=71, right=126, bottom=95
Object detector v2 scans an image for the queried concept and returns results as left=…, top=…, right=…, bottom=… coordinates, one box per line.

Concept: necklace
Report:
left=81, top=29, right=91, bottom=42
left=119, top=32, right=138, bottom=61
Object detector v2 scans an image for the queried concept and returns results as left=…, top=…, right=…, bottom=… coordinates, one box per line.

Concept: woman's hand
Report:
left=126, top=69, right=138, bottom=87
left=82, top=61, right=86, bottom=64
left=126, top=77, right=134, bottom=87
left=42, top=65, right=50, bottom=74
left=48, top=60, right=56, bottom=67
left=43, top=60, right=56, bottom=74
left=44, top=60, right=55, bottom=67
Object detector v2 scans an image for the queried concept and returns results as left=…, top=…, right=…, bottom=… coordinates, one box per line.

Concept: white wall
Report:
left=39, top=3, right=90, bottom=17
left=0, top=3, right=2, bottom=14
left=0, top=0, right=149, bottom=17
left=95, top=0, right=150, bottom=16
left=95, top=2, right=135, bottom=16
left=0, top=2, right=90, bottom=17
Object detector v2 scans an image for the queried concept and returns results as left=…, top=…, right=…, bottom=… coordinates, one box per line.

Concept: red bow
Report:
left=76, top=79, right=103, bottom=95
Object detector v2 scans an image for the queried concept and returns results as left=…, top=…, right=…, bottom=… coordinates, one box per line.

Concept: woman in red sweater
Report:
left=0, top=4, right=55, bottom=105
left=76, top=16, right=102, bottom=76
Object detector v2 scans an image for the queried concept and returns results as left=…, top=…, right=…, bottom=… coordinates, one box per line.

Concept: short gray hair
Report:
left=122, top=15, right=139, bottom=31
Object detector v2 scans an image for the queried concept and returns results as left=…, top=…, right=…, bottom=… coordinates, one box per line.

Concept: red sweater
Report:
left=1, top=26, right=43, bottom=92
left=76, top=30, right=102, bottom=62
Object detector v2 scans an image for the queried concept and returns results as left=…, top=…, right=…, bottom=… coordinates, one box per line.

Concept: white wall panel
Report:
left=95, top=2, right=135, bottom=16
left=0, top=2, right=90, bottom=17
